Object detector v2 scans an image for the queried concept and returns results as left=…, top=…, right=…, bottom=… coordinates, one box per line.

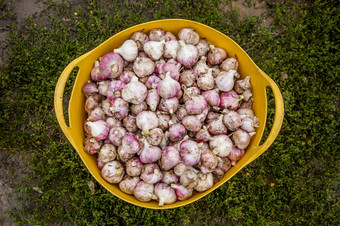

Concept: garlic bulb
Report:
left=101, top=161, right=125, bottom=184
left=154, top=183, right=177, bottom=206
left=114, top=39, right=138, bottom=62
left=119, top=176, right=140, bottom=194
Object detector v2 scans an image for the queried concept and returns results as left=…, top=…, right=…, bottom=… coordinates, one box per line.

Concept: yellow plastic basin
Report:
left=54, top=19, right=284, bottom=209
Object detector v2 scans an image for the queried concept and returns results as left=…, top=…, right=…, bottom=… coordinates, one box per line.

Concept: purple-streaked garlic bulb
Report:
left=168, top=124, right=187, bottom=142
left=85, top=94, right=103, bottom=113
left=88, top=107, right=105, bottom=121
left=122, top=133, right=140, bottom=154
left=90, top=61, right=109, bottom=81
left=82, top=82, right=98, bottom=96
left=145, top=75, right=161, bottom=89
left=174, top=162, right=189, bottom=177
left=164, top=40, right=180, bottom=59
left=157, top=72, right=181, bottom=99
left=86, top=120, right=110, bottom=141
left=134, top=181, right=157, bottom=202
left=220, top=91, right=244, bottom=110
left=119, top=176, right=140, bottom=194
left=196, top=38, right=210, bottom=57
left=233, top=129, right=256, bottom=150
left=207, top=115, right=227, bottom=135
left=155, top=183, right=177, bottom=206
left=149, top=28, right=166, bottom=41
left=178, top=28, right=200, bottom=45
left=179, top=70, right=196, bottom=87
left=101, top=161, right=124, bottom=184
left=197, top=68, right=214, bottom=91
left=171, top=184, right=193, bottom=200
left=147, top=128, right=164, bottom=146
left=106, top=117, right=121, bottom=128
left=180, top=170, right=198, bottom=189
left=123, top=115, right=137, bottom=133
left=100, top=99, right=112, bottom=116
left=131, top=31, right=149, bottom=50
left=83, top=136, right=102, bottom=154
left=162, top=170, right=179, bottom=184
left=126, top=157, right=144, bottom=177
left=177, top=40, right=199, bottom=67
left=136, top=111, right=159, bottom=135
left=223, top=110, right=242, bottom=131
left=139, top=140, right=162, bottom=164
left=209, top=135, right=233, bottom=157
left=203, top=88, right=220, bottom=107
left=165, top=31, right=176, bottom=41
left=159, top=97, right=179, bottom=114
left=234, top=76, right=251, bottom=94
left=182, top=86, right=200, bottom=102
left=193, top=56, right=209, bottom=76
left=195, top=127, right=211, bottom=143
left=195, top=173, right=214, bottom=192
left=146, top=89, right=160, bottom=111
left=133, top=57, right=155, bottom=78
left=122, top=76, right=147, bottom=104
left=207, top=111, right=220, bottom=122
left=117, top=146, right=135, bottom=162
left=214, top=157, right=232, bottom=175
left=196, top=108, right=209, bottom=122
left=130, top=102, right=148, bottom=116
left=98, top=80, right=110, bottom=96
left=97, top=144, right=117, bottom=170
left=114, top=39, right=138, bottom=62
left=199, top=150, right=218, bottom=172
left=237, top=108, right=255, bottom=119
left=176, top=106, right=188, bottom=121
left=107, top=80, right=126, bottom=99
left=180, top=140, right=201, bottom=166
left=159, top=146, right=181, bottom=171
left=241, top=116, right=259, bottom=133
left=99, top=52, right=124, bottom=79
left=143, top=40, right=166, bottom=61
left=228, top=147, right=245, bottom=165
left=108, top=127, right=126, bottom=146
left=109, top=98, right=129, bottom=119
left=157, top=112, right=171, bottom=131
left=215, top=70, right=239, bottom=92
left=140, top=163, right=163, bottom=184
left=182, top=115, right=202, bottom=132
left=120, top=70, right=135, bottom=84
left=184, top=95, right=207, bottom=115
left=220, top=58, right=238, bottom=72
left=207, top=45, right=227, bottom=65
left=157, top=61, right=181, bottom=81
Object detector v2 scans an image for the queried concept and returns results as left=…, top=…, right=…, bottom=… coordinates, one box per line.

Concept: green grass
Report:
left=1, top=0, right=339, bottom=224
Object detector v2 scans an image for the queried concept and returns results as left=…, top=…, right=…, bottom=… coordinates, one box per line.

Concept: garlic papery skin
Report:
left=145, top=75, right=161, bottom=89
left=162, top=170, right=179, bottom=184
left=134, top=181, right=157, bottom=202
left=197, top=68, right=215, bottom=91
left=88, top=107, right=106, bottom=121
left=120, top=70, right=135, bottom=83
left=146, top=89, right=160, bottom=112
left=123, top=115, right=137, bottom=133
left=107, top=80, right=126, bottom=100
left=178, top=28, right=200, bottom=45
left=194, top=173, right=214, bottom=192
left=215, top=70, right=239, bottom=92
left=200, top=150, right=218, bottom=170
left=157, top=112, right=171, bottom=131
left=119, top=176, right=140, bottom=194
left=143, top=40, right=166, bottom=61
left=155, top=183, right=177, bottom=206
left=182, top=86, right=201, bottom=103
left=106, top=117, right=121, bottom=128
left=185, top=95, right=208, bottom=115
left=195, top=127, right=211, bottom=143
left=220, top=57, right=239, bottom=72
left=165, top=31, right=177, bottom=41
left=164, top=40, right=180, bottom=59
left=139, top=140, right=162, bottom=164
left=196, top=38, right=210, bottom=57
left=242, top=89, right=253, bottom=101
left=176, top=106, right=188, bottom=121
left=220, top=90, right=244, bottom=110
left=149, top=28, right=166, bottom=41
left=237, top=108, right=255, bottom=119
left=207, top=115, right=227, bottom=135
left=174, top=162, right=189, bottom=177
left=99, top=52, right=124, bottom=79
left=223, top=110, right=242, bottom=131
left=146, top=128, right=164, bottom=146
left=157, top=72, right=181, bottom=99
left=133, top=57, right=155, bottom=78
left=122, top=133, right=140, bottom=154
left=97, top=144, right=117, bottom=169
left=193, top=56, right=209, bottom=76
left=97, top=80, right=110, bottom=96
left=168, top=124, right=187, bottom=142
left=159, top=97, right=179, bottom=114
left=234, top=76, right=251, bottom=94
left=82, top=82, right=98, bottom=96
left=130, top=102, right=148, bottom=115
left=171, top=184, right=193, bottom=200
left=177, top=40, right=199, bottom=67
left=136, top=111, right=159, bottom=135
left=117, top=146, right=135, bottom=162
left=240, top=116, right=259, bottom=133
left=207, top=45, right=227, bottom=65
left=122, top=76, right=147, bottom=104
left=159, top=146, right=181, bottom=171
left=179, top=70, right=196, bottom=87
left=85, top=94, right=103, bottom=113
left=182, top=115, right=202, bottom=132
left=228, top=147, right=245, bottom=165
left=126, top=157, right=144, bottom=177
left=91, top=60, right=110, bottom=81
left=114, top=39, right=138, bottom=62
left=157, top=61, right=181, bottom=81
left=101, top=161, right=125, bottom=184
left=108, top=126, right=126, bottom=146
left=180, top=140, right=201, bottom=166
left=131, top=31, right=149, bottom=50
left=209, top=135, right=233, bottom=157
left=233, top=129, right=256, bottom=150
left=109, top=98, right=129, bottom=120
left=140, top=163, right=163, bottom=184
left=83, top=135, right=103, bottom=154
left=203, top=88, right=220, bottom=107
left=86, top=120, right=110, bottom=141
left=180, top=170, right=198, bottom=189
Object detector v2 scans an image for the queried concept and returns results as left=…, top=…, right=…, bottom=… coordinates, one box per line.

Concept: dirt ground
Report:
left=0, top=0, right=272, bottom=224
